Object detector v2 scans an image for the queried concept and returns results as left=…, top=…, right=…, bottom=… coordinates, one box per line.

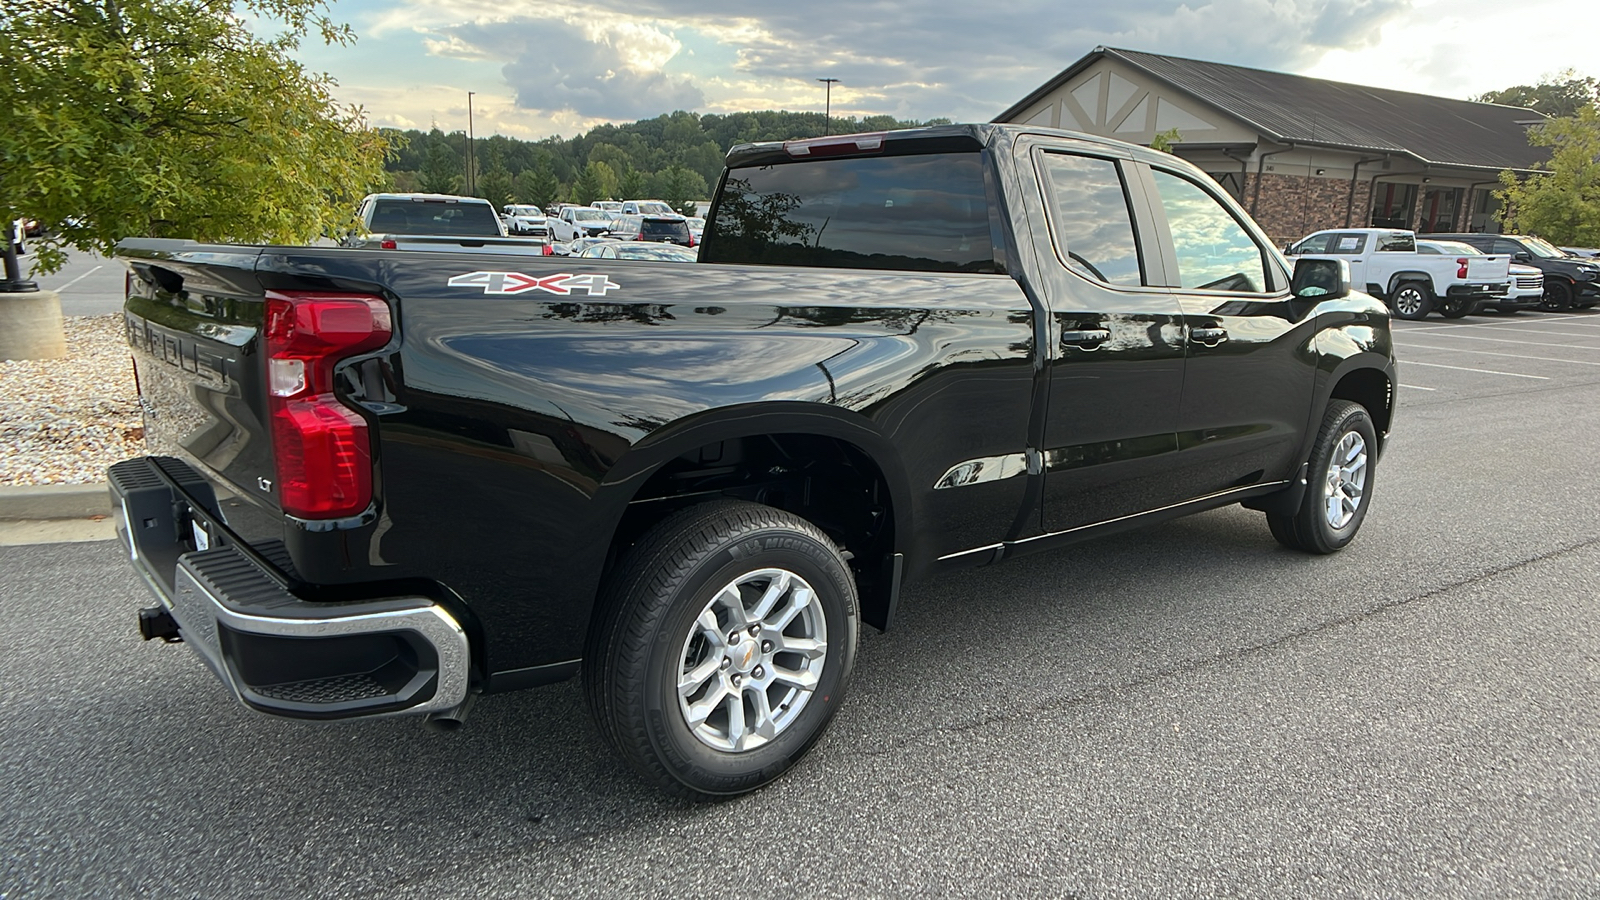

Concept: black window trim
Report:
left=1139, top=161, right=1289, bottom=296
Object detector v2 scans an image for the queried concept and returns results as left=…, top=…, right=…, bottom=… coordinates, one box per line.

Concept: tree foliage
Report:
left=1, top=0, right=394, bottom=273
left=1476, top=71, right=1600, bottom=119
left=1497, top=104, right=1600, bottom=246
left=385, top=110, right=949, bottom=211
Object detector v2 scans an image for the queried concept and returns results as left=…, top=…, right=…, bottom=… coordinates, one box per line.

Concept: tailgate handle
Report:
left=1190, top=327, right=1229, bottom=347
left=1061, top=328, right=1111, bottom=349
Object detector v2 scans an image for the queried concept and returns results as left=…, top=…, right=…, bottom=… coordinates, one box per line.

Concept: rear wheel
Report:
left=584, top=500, right=858, bottom=798
left=1541, top=279, right=1573, bottom=311
left=1390, top=282, right=1432, bottom=320
left=1266, top=400, right=1377, bottom=555
left=1437, top=294, right=1474, bottom=318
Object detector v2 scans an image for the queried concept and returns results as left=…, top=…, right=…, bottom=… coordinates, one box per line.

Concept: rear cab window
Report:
left=702, top=153, right=998, bottom=273
left=1035, top=152, right=1145, bottom=287
left=370, top=199, right=501, bottom=236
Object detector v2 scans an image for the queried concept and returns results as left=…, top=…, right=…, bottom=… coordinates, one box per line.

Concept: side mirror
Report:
left=1291, top=257, right=1351, bottom=300
left=1513, top=251, right=1531, bottom=262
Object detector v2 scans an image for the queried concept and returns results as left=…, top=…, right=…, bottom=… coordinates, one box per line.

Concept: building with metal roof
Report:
left=995, top=47, right=1548, bottom=244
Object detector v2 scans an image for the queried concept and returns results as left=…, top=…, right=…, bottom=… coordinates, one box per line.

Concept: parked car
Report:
left=1286, top=228, right=1510, bottom=319
left=551, top=236, right=619, bottom=257
left=111, top=123, right=1395, bottom=799
left=577, top=242, right=697, bottom=261
left=1560, top=247, right=1600, bottom=258
left=606, top=214, right=694, bottom=246
left=686, top=216, right=705, bottom=243
left=593, top=200, right=624, bottom=216
left=501, top=204, right=551, bottom=240
left=621, top=199, right=679, bottom=217
left=1427, top=233, right=1600, bottom=311
left=1415, top=240, right=1541, bottom=313
left=550, top=206, right=615, bottom=242
left=343, top=194, right=548, bottom=254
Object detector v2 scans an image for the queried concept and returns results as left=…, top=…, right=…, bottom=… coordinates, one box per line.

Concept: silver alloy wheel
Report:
left=1394, top=286, right=1425, bottom=317
left=1324, top=430, right=1368, bottom=529
left=676, top=567, right=828, bottom=753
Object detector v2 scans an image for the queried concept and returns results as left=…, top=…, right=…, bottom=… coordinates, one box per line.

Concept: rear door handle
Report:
left=1061, top=328, right=1111, bottom=349
left=1190, top=327, right=1229, bottom=347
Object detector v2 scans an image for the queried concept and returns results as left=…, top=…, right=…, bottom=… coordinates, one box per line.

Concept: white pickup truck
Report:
left=342, top=193, right=551, bottom=255
left=1286, top=228, right=1511, bottom=320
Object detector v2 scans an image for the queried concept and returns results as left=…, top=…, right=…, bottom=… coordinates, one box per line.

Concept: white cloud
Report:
left=307, top=0, right=1597, bottom=141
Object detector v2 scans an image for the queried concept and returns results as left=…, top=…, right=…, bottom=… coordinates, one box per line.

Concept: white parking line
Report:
left=51, top=265, right=103, bottom=292
left=1401, top=360, right=1548, bottom=379
left=1399, top=384, right=1437, bottom=391
left=1397, top=314, right=1592, bottom=333
left=1398, top=332, right=1600, bottom=351
left=1397, top=341, right=1600, bottom=368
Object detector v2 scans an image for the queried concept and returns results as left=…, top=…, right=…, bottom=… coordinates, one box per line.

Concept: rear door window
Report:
left=703, top=153, right=997, bottom=273
left=1036, top=152, right=1145, bottom=287
left=1375, top=232, right=1415, bottom=252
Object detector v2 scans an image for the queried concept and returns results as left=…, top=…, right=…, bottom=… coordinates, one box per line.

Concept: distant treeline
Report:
left=383, top=109, right=951, bottom=212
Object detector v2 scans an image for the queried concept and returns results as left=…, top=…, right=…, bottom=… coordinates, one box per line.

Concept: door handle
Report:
left=1061, top=328, right=1111, bottom=349
left=1190, top=327, right=1229, bottom=347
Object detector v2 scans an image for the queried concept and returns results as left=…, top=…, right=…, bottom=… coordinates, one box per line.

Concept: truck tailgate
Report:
left=1465, top=255, right=1510, bottom=281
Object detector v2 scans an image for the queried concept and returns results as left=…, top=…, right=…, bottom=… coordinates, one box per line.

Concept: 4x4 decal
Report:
left=448, top=271, right=620, bottom=297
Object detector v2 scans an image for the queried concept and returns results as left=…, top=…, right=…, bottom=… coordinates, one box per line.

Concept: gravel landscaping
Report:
left=1, top=315, right=145, bottom=485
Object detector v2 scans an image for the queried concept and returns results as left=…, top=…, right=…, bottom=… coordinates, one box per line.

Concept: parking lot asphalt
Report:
left=3, top=309, right=1598, bottom=898
left=24, top=249, right=126, bottom=316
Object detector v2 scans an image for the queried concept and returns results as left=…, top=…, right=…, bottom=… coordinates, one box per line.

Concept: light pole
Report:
left=817, top=78, right=840, bottom=135
left=466, top=91, right=477, bottom=195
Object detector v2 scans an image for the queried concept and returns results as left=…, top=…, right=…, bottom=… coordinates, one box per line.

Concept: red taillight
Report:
left=543, top=242, right=554, bottom=256
left=1457, top=258, right=1469, bottom=278
left=380, top=239, right=397, bottom=250
left=263, top=291, right=391, bottom=519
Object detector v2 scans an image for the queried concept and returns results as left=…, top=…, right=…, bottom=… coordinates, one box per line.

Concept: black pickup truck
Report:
left=110, top=124, right=1397, bottom=798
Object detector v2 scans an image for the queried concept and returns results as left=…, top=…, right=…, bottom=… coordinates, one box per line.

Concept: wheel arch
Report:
left=595, top=402, right=917, bottom=633
left=1386, top=271, right=1435, bottom=295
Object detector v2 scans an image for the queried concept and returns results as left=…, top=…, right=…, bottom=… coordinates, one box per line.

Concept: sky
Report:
left=289, top=0, right=1596, bottom=141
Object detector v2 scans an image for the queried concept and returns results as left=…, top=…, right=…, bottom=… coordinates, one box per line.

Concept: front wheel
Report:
left=1390, top=282, right=1433, bottom=320
left=1266, top=400, right=1378, bottom=554
left=584, top=500, right=859, bottom=798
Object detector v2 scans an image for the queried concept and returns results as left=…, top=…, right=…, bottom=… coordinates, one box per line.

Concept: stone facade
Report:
left=1242, top=172, right=1361, bottom=248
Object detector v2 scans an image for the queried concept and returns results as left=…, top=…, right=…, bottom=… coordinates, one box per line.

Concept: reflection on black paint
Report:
left=704, top=155, right=997, bottom=273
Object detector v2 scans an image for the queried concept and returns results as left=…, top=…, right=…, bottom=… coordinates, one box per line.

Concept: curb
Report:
left=0, top=482, right=112, bottom=521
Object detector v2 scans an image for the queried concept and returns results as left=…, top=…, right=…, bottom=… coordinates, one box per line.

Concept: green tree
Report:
left=514, top=159, right=558, bottom=208
left=0, top=0, right=393, bottom=273
left=1497, top=104, right=1600, bottom=246
left=419, top=130, right=462, bottom=193
left=1149, top=127, right=1182, bottom=153
left=1477, top=71, right=1600, bottom=119
left=652, top=165, right=708, bottom=215
left=478, top=166, right=514, bottom=209
left=619, top=165, right=648, bottom=201
left=572, top=161, right=618, bottom=204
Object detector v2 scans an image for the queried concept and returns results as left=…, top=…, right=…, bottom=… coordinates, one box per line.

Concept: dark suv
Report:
left=1429, top=233, right=1600, bottom=311
left=608, top=214, right=694, bottom=246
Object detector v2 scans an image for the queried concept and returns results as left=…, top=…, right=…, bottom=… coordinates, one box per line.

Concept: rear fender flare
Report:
left=597, top=401, right=916, bottom=563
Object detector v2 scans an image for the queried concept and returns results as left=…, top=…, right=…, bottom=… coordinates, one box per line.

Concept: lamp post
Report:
left=466, top=91, right=477, bottom=196
left=817, top=78, right=840, bottom=135
left=1, top=218, right=38, bottom=293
